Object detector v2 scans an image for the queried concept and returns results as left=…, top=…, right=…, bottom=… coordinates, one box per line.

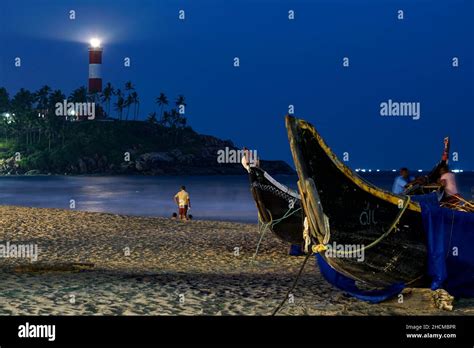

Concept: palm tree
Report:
left=114, top=89, right=123, bottom=120
left=47, top=89, right=66, bottom=146
left=32, top=86, right=52, bottom=143
left=121, top=82, right=135, bottom=121
left=170, top=108, right=180, bottom=128
left=35, top=85, right=51, bottom=113
left=65, top=86, right=88, bottom=121
left=168, top=108, right=182, bottom=144
left=69, top=86, right=88, bottom=103
left=175, top=95, right=187, bottom=128
left=0, top=87, right=10, bottom=142
left=0, top=87, right=9, bottom=114
left=102, top=82, right=115, bottom=117
left=155, top=93, right=168, bottom=123
left=175, top=95, right=186, bottom=108
left=11, top=88, right=35, bottom=145
left=114, top=95, right=125, bottom=121
left=124, top=94, right=134, bottom=121
left=160, top=110, right=170, bottom=127
left=48, top=89, right=66, bottom=120
left=179, top=115, right=187, bottom=128
left=124, top=81, right=134, bottom=92
left=131, top=91, right=139, bottom=120
left=48, top=90, right=66, bottom=108
left=147, top=112, right=157, bottom=124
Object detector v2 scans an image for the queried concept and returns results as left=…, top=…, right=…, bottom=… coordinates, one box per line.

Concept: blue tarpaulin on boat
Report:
left=412, top=194, right=474, bottom=297
left=316, top=254, right=405, bottom=303
left=316, top=193, right=474, bottom=302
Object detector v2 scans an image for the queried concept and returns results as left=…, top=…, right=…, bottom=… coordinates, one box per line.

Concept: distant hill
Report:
left=0, top=120, right=295, bottom=176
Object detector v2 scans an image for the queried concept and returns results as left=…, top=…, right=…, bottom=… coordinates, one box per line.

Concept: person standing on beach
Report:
left=174, top=186, right=191, bottom=220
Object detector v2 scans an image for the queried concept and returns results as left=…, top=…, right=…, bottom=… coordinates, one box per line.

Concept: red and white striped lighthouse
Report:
left=88, top=38, right=102, bottom=93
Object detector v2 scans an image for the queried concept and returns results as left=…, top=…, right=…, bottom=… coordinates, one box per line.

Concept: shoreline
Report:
left=4, top=170, right=474, bottom=177
left=0, top=173, right=298, bottom=178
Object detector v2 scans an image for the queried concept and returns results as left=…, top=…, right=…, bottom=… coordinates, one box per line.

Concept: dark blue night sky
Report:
left=1, top=0, right=473, bottom=170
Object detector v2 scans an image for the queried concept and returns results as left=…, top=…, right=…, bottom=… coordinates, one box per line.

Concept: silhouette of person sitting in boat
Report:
left=392, top=167, right=414, bottom=194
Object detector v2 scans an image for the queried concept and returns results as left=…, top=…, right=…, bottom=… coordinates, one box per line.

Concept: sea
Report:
left=0, top=172, right=473, bottom=223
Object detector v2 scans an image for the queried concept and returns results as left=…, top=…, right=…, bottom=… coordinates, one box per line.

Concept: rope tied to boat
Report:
left=303, top=217, right=311, bottom=253
left=253, top=211, right=273, bottom=260
left=271, top=252, right=311, bottom=316
left=270, top=176, right=413, bottom=315
left=271, top=195, right=410, bottom=316
left=312, top=243, right=328, bottom=254
left=271, top=235, right=330, bottom=316
left=253, top=205, right=302, bottom=260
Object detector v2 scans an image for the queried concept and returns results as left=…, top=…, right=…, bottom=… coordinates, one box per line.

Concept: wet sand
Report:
left=0, top=205, right=472, bottom=315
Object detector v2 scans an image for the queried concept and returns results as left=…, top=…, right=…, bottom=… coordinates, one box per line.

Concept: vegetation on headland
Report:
left=0, top=84, right=294, bottom=175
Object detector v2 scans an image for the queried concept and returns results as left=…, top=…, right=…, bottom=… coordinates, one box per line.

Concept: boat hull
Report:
left=248, top=167, right=304, bottom=244
left=286, top=116, right=428, bottom=287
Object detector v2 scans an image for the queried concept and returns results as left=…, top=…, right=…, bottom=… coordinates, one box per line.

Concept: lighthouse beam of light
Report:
left=90, top=38, right=101, bottom=48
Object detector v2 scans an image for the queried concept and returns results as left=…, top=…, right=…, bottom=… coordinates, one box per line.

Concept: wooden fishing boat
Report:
left=246, top=137, right=448, bottom=248
left=247, top=166, right=304, bottom=244
left=286, top=116, right=428, bottom=287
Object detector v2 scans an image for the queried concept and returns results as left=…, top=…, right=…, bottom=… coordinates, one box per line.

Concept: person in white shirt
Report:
left=439, top=165, right=460, bottom=202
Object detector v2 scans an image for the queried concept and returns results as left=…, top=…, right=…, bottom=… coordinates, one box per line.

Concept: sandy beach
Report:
left=0, top=205, right=472, bottom=316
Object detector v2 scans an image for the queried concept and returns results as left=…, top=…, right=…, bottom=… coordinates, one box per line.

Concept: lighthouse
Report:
left=88, top=38, right=102, bottom=93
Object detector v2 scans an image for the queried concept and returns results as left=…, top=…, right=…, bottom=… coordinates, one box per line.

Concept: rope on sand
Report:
left=271, top=252, right=311, bottom=316
left=432, top=289, right=454, bottom=311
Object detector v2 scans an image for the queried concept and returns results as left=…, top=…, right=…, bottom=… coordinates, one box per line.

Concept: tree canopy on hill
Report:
left=0, top=83, right=197, bottom=173
left=0, top=84, right=294, bottom=175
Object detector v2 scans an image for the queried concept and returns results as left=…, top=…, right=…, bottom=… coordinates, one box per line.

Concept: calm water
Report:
left=0, top=173, right=473, bottom=223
